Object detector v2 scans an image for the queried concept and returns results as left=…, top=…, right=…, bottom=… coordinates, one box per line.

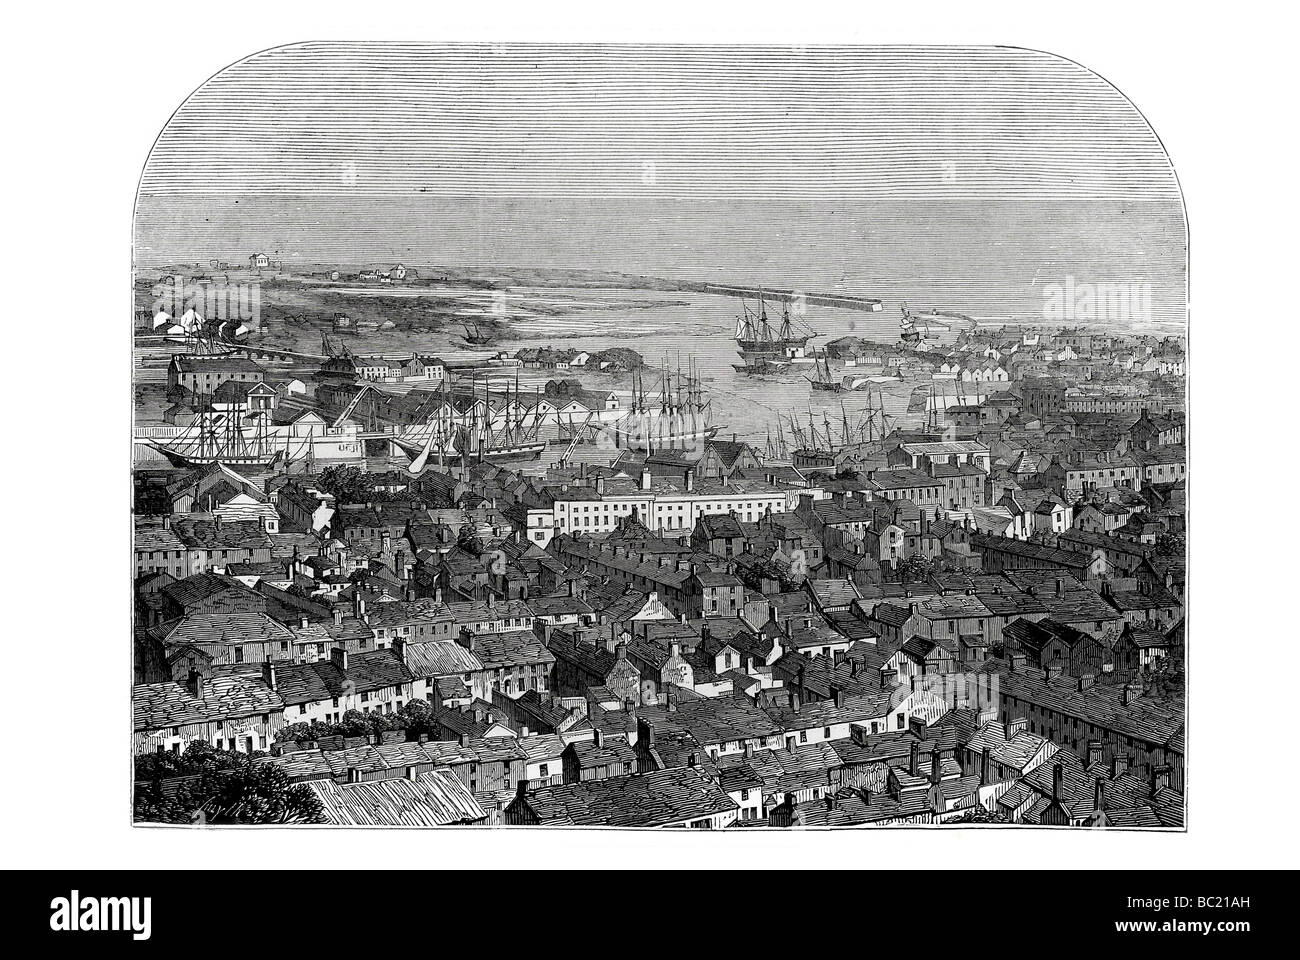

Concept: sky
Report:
left=134, top=43, right=1185, bottom=322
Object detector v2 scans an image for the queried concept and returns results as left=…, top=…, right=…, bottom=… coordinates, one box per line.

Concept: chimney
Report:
left=980, top=746, right=991, bottom=785
left=1078, top=673, right=1095, bottom=691
left=261, top=660, right=278, bottom=692
left=1151, top=764, right=1171, bottom=793
left=685, top=469, right=695, bottom=493
left=300, top=616, right=309, bottom=630
left=1006, top=717, right=1028, bottom=739
left=592, top=728, right=603, bottom=748
left=333, top=607, right=343, bottom=626
left=909, top=741, right=919, bottom=777
left=640, top=469, right=651, bottom=491
left=1111, top=754, right=1130, bottom=779
left=743, top=742, right=753, bottom=759
left=347, top=767, right=361, bottom=784
left=186, top=668, right=205, bottom=699
left=459, top=733, right=470, bottom=747
left=1086, top=740, right=1104, bottom=768
left=1046, top=664, right=1063, bottom=681
left=1009, top=653, right=1027, bottom=673
left=880, top=667, right=898, bottom=689
left=1051, top=762, right=1064, bottom=803
left=515, top=778, right=529, bottom=799
left=353, top=593, right=366, bottom=619
left=1093, top=777, right=1107, bottom=815
left=330, top=647, right=348, bottom=671
left=1121, top=680, right=1144, bottom=705
left=1055, top=578, right=1064, bottom=597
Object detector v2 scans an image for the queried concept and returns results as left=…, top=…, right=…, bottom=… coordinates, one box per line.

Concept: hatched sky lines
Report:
left=139, top=43, right=1179, bottom=203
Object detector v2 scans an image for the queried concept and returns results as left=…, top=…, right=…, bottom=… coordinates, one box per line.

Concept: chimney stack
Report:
left=261, top=660, right=277, bottom=691
left=1111, top=754, right=1130, bottom=779
left=1151, top=764, right=1171, bottom=793
left=330, top=647, right=348, bottom=671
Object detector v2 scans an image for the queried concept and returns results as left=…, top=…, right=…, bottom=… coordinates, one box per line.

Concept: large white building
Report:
left=523, top=471, right=823, bottom=546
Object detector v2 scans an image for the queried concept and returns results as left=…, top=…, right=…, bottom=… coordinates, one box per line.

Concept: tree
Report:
left=737, top=558, right=802, bottom=593
left=179, top=765, right=325, bottom=825
left=896, top=554, right=940, bottom=583
left=134, top=748, right=324, bottom=825
left=948, top=806, right=1011, bottom=824
left=1154, top=532, right=1185, bottom=558
left=317, top=465, right=373, bottom=505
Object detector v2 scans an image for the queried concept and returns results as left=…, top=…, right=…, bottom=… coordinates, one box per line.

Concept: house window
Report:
left=823, top=726, right=831, bottom=739
left=539, top=764, right=548, bottom=778
left=799, top=730, right=807, bottom=743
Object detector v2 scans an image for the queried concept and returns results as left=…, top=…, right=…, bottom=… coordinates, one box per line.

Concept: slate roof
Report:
left=307, top=771, right=486, bottom=826
left=513, top=766, right=737, bottom=827
left=134, top=675, right=283, bottom=731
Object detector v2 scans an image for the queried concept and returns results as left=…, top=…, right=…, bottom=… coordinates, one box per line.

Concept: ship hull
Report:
left=149, top=444, right=283, bottom=471
left=479, top=441, right=545, bottom=462
left=736, top=337, right=810, bottom=356
left=614, top=423, right=720, bottom=452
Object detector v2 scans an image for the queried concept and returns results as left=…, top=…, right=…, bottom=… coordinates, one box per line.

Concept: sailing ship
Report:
left=614, top=359, right=720, bottom=452
left=805, top=352, right=845, bottom=393
left=784, top=390, right=893, bottom=468
left=148, top=408, right=285, bottom=471
left=477, top=375, right=545, bottom=462
left=899, top=302, right=943, bottom=351
left=396, top=375, right=544, bottom=469
left=734, top=293, right=815, bottom=357
left=462, top=321, right=494, bottom=345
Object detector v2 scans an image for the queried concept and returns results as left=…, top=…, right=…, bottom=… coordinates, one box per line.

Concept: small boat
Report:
left=805, top=352, right=845, bottom=393
left=463, top=322, right=494, bottom=345
left=733, top=357, right=791, bottom=375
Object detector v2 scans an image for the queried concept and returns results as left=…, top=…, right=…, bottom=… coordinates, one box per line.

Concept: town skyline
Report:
left=132, top=43, right=1186, bottom=830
